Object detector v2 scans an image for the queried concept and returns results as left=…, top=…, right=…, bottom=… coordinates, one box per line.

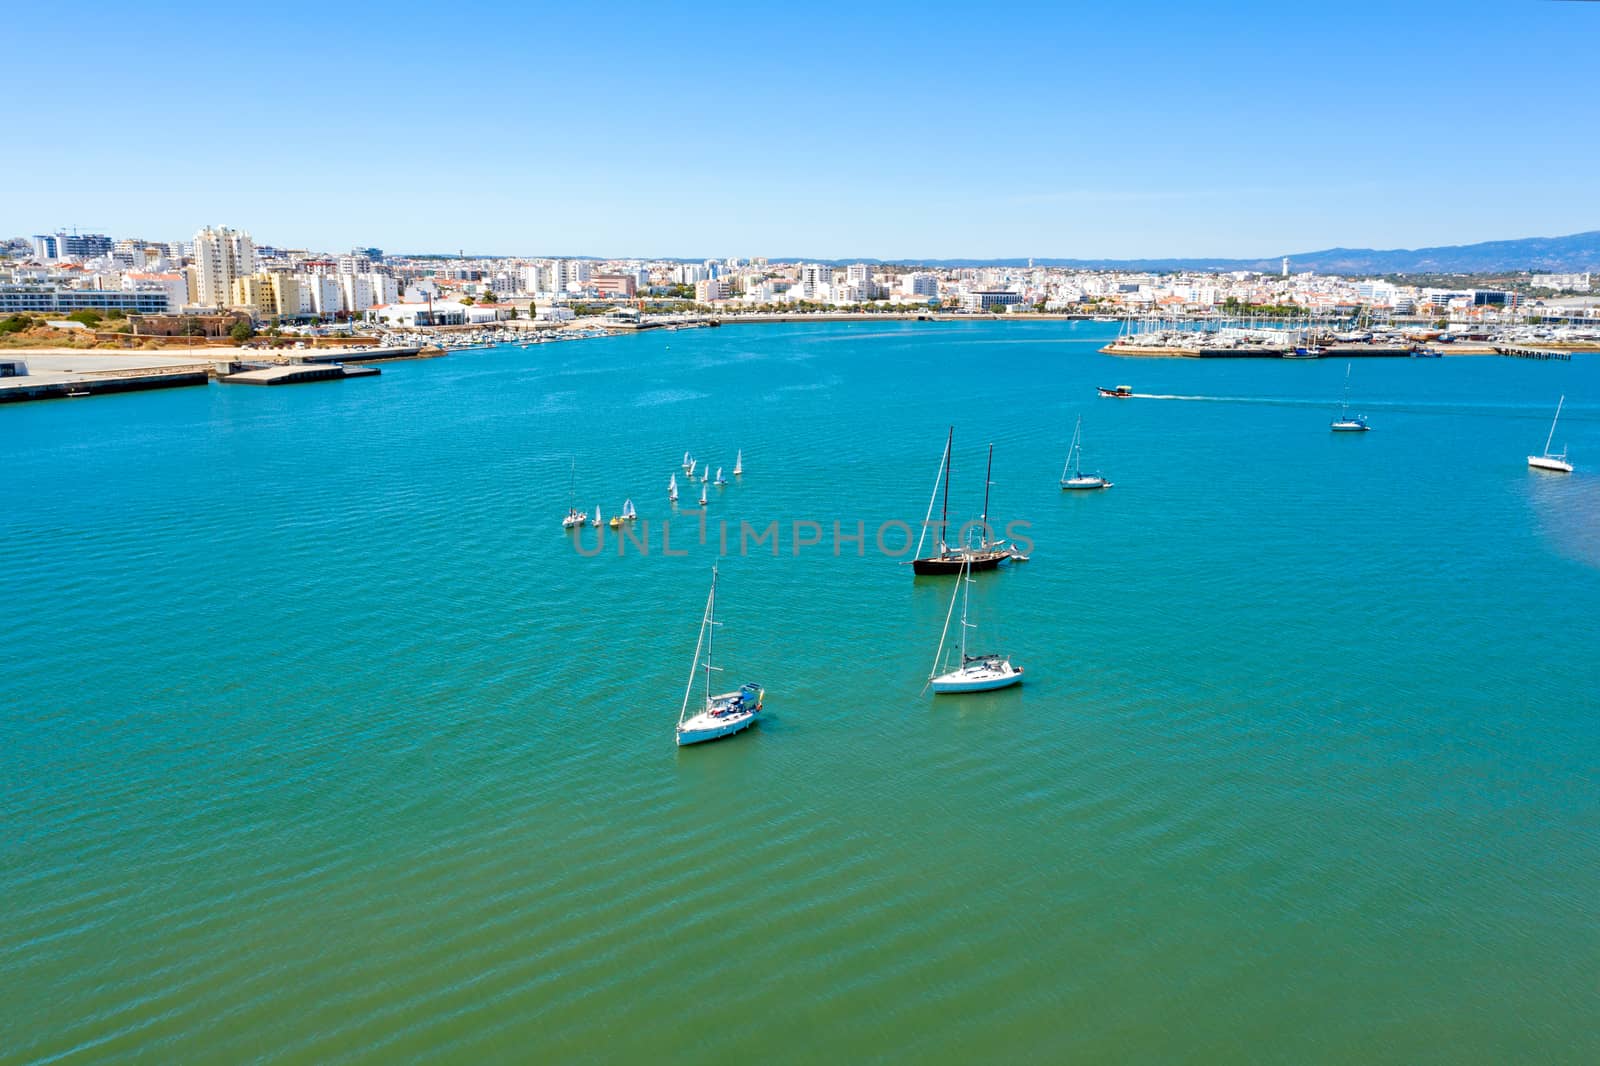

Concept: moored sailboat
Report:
left=562, top=460, right=588, bottom=529
left=927, top=555, right=1024, bottom=694
left=1330, top=362, right=1370, bottom=432
left=1528, top=395, right=1574, bottom=472
left=676, top=565, right=764, bottom=746
left=911, top=430, right=1012, bottom=575
left=1060, top=416, right=1112, bottom=490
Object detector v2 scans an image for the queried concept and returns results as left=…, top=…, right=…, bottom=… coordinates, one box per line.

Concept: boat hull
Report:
left=912, top=550, right=1009, bottom=575
left=1528, top=455, right=1573, bottom=473
left=931, top=665, right=1024, bottom=693
left=677, top=710, right=758, bottom=745
left=1330, top=420, right=1369, bottom=433
left=1061, top=477, right=1112, bottom=490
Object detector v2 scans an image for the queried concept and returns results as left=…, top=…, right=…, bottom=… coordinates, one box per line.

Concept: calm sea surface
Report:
left=3, top=321, right=1597, bottom=1064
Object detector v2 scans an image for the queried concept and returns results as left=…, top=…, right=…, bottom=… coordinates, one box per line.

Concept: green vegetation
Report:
left=105, top=308, right=127, bottom=320
left=0, top=314, right=32, bottom=333
left=1219, top=297, right=1302, bottom=317
left=460, top=296, right=476, bottom=305
left=66, top=309, right=103, bottom=326
left=230, top=321, right=256, bottom=343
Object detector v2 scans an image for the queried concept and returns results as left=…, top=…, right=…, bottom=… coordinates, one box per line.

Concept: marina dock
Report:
left=1494, top=345, right=1572, bottom=361
left=220, top=363, right=380, bottom=386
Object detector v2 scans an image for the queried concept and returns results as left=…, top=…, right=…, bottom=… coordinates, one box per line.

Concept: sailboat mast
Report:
left=940, top=427, right=953, bottom=553
left=679, top=574, right=714, bottom=728
left=1545, top=395, right=1565, bottom=455
left=913, top=432, right=949, bottom=562
left=980, top=443, right=994, bottom=546
left=704, top=565, right=717, bottom=704
left=959, top=560, right=971, bottom=662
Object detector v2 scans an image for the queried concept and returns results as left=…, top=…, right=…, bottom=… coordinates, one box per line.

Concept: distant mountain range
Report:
left=402, top=230, right=1600, bottom=274
left=787, top=231, right=1600, bottom=274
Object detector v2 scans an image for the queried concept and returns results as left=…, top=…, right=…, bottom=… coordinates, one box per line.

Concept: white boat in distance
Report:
left=591, top=505, right=602, bottom=528
left=1330, top=362, right=1370, bottom=432
left=733, top=450, right=743, bottom=476
left=669, top=473, right=679, bottom=502
left=677, top=565, right=764, bottom=746
left=927, top=556, right=1024, bottom=694
left=1060, top=416, right=1112, bottom=490
left=714, top=467, right=727, bottom=486
left=682, top=452, right=694, bottom=473
left=1528, top=395, right=1574, bottom=472
left=562, top=460, right=587, bottom=529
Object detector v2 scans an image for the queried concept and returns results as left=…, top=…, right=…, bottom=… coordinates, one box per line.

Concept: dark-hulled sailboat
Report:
left=910, top=429, right=1013, bottom=576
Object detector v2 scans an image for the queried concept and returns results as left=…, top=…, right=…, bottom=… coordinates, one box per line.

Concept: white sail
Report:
left=733, top=450, right=743, bottom=476
left=669, top=473, right=679, bottom=501
left=624, top=498, right=636, bottom=519
left=699, top=484, right=708, bottom=505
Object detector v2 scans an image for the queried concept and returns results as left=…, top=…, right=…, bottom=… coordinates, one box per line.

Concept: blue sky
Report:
left=5, top=0, right=1596, bottom=258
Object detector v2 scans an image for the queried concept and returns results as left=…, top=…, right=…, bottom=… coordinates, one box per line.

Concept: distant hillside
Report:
left=781, top=231, right=1600, bottom=274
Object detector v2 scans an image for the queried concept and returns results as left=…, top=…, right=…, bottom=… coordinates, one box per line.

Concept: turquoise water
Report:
left=3, top=321, right=1597, bottom=1063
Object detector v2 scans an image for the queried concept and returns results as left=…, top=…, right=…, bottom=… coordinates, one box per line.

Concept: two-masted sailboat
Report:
left=1528, top=395, right=1574, bottom=473
left=927, top=555, right=1024, bottom=694
left=1060, top=416, right=1112, bottom=490
left=911, top=428, right=1013, bottom=575
left=676, top=565, right=765, bottom=746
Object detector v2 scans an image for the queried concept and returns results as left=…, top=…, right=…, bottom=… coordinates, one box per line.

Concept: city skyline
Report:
left=6, top=1, right=1597, bottom=257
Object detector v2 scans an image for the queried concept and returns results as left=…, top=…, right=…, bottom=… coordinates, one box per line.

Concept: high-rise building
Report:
left=193, top=226, right=256, bottom=308
left=30, top=235, right=58, bottom=261
left=54, top=233, right=114, bottom=261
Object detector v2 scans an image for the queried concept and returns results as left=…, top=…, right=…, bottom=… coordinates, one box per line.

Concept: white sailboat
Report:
left=714, top=466, right=727, bottom=486
left=561, top=460, right=588, bottom=529
left=591, top=505, right=603, bottom=528
left=682, top=451, right=694, bottom=473
left=668, top=473, right=679, bottom=502
left=732, top=450, right=743, bottom=476
left=623, top=498, right=637, bottom=520
left=689, top=459, right=699, bottom=479
left=676, top=565, right=764, bottom=746
left=1528, top=395, right=1574, bottom=472
left=1060, top=416, right=1112, bottom=490
left=701, top=466, right=710, bottom=483
left=1330, top=362, right=1370, bottom=432
left=927, top=556, right=1024, bottom=694
left=698, top=482, right=708, bottom=506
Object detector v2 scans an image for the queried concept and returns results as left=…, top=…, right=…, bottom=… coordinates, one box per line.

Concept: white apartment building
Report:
left=901, top=272, right=939, bottom=297
left=305, top=275, right=343, bottom=315
left=797, top=264, right=830, bottom=301
left=695, top=278, right=730, bottom=302
left=192, top=226, right=256, bottom=308
left=121, top=272, right=188, bottom=313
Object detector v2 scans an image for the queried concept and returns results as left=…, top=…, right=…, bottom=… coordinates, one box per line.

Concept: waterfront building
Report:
left=192, top=227, right=256, bottom=308
left=796, top=264, right=830, bottom=302
left=121, top=272, right=187, bottom=312
left=0, top=284, right=170, bottom=315
left=593, top=274, right=637, bottom=298
left=365, top=301, right=468, bottom=327
left=961, top=290, right=1024, bottom=312
left=695, top=278, right=729, bottom=302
